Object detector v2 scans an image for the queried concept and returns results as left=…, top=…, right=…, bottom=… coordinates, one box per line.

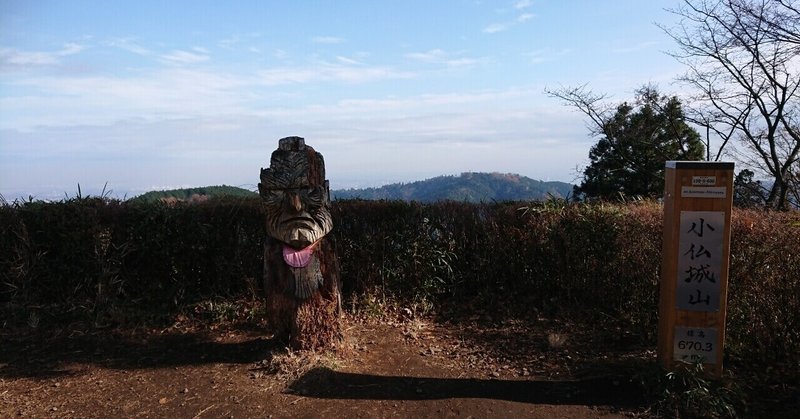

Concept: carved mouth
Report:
left=283, top=243, right=316, bottom=268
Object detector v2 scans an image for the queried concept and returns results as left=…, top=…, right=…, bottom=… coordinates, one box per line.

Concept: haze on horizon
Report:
left=1, top=0, right=687, bottom=201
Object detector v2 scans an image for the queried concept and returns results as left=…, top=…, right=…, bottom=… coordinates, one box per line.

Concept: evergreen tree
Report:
left=548, top=85, right=705, bottom=199
left=733, top=169, right=767, bottom=208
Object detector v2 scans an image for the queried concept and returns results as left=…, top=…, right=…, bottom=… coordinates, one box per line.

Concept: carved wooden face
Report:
left=259, top=139, right=332, bottom=248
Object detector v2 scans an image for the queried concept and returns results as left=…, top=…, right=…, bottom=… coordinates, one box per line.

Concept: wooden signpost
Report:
left=658, top=161, right=734, bottom=377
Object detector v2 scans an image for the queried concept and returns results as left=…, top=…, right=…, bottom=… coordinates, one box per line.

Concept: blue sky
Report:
left=1, top=0, right=686, bottom=200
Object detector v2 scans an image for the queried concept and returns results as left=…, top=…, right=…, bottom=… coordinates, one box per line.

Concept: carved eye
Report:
left=265, top=189, right=284, bottom=204
left=307, top=186, right=325, bottom=204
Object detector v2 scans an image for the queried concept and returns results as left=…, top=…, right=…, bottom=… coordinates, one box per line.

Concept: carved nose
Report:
left=288, top=192, right=303, bottom=211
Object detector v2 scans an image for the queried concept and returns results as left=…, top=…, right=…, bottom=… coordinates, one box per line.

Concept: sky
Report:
left=0, top=0, right=688, bottom=200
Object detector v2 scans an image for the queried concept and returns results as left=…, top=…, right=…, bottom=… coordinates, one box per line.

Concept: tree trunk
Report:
left=263, top=236, right=342, bottom=350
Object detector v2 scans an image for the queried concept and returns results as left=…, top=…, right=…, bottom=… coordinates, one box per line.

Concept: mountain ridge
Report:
left=129, top=185, right=257, bottom=203
left=129, top=173, right=574, bottom=203
left=332, top=172, right=573, bottom=202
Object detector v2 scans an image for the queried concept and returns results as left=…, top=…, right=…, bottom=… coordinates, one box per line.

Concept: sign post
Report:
left=658, top=161, right=734, bottom=377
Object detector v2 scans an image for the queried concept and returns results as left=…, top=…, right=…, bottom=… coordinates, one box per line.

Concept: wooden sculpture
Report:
left=258, top=136, right=341, bottom=350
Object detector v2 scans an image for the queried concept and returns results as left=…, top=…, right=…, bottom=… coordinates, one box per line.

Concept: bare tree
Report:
left=663, top=0, right=800, bottom=209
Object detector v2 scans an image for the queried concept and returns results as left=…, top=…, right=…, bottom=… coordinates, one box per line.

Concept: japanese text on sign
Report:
left=673, top=327, right=718, bottom=364
left=677, top=211, right=725, bottom=311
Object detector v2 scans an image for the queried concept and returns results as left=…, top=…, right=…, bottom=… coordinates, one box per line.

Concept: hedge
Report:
left=1, top=197, right=798, bottom=366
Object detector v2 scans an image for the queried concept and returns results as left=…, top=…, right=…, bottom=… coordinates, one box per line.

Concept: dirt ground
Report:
left=1, top=312, right=651, bottom=418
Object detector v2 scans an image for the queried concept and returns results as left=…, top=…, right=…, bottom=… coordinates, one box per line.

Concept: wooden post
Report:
left=258, top=137, right=342, bottom=350
left=658, top=161, right=734, bottom=377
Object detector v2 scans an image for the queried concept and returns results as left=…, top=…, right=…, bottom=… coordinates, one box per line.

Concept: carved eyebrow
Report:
left=262, top=186, right=319, bottom=191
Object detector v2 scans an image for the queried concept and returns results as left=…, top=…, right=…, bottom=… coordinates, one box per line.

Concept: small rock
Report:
left=181, top=388, right=189, bottom=394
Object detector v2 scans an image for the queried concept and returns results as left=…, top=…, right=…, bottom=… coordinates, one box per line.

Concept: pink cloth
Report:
left=283, top=243, right=315, bottom=268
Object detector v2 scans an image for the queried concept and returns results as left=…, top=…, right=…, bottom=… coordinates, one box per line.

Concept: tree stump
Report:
left=258, top=136, right=342, bottom=350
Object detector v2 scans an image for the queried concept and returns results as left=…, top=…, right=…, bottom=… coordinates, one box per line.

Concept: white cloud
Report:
left=0, top=59, right=418, bottom=131
left=405, top=49, right=447, bottom=62
left=160, top=49, right=210, bottom=64
left=1, top=90, right=587, bottom=199
left=404, top=49, right=479, bottom=67
left=446, top=58, right=478, bottom=67
left=323, top=89, right=545, bottom=125
left=0, top=43, right=86, bottom=68
left=105, top=38, right=151, bottom=55
left=218, top=35, right=241, bottom=49
left=610, top=41, right=659, bottom=54
left=218, top=32, right=263, bottom=52
left=312, top=36, right=345, bottom=44
left=256, top=64, right=413, bottom=85
left=336, top=55, right=361, bottom=65
left=517, top=13, right=535, bottom=22
left=525, top=48, right=572, bottom=64
left=514, top=0, right=533, bottom=9
left=0, top=48, right=59, bottom=66
left=483, top=23, right=509, bottom=34
left=58, top=43, right=86, bottom=56
left=1, top=68, right=251, bottom=129
left=483, top=3, right=536, bottom=34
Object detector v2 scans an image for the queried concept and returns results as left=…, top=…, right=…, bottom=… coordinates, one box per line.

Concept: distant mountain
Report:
left=130, top=185, right=257, bottom=204
left=332, top=172, right=574, bottom=202
left=128, top=173, right=574, bottom=204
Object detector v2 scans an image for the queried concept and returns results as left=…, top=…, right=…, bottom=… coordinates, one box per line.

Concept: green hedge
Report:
left=0, top=198, right=265, bottom=310
left=1, top=198, right=798, bottom=366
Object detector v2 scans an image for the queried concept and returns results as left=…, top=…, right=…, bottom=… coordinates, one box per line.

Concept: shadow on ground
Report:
left=0, top=331, right=279, bottom=379
left=288, top=367, right=646, bottom=407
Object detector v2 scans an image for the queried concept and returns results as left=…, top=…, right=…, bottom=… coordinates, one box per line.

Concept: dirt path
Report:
left=1, top=316, right=645, bottom=418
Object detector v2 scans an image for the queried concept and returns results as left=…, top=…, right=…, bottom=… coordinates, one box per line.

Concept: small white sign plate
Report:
left=673, top=327, right=718, bottom=364
left=692, top=176, right=716, bottom=186
left=681, top=186, right=727, bottom=198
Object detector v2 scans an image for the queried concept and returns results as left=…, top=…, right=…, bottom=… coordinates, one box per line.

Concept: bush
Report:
left=725, top=209, right=800, bottom=389
left=640, top=361, right=743, bottom=418
left=0, top=198, right=798, bottom=374
left=0, top=196, right=265, bottom=317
